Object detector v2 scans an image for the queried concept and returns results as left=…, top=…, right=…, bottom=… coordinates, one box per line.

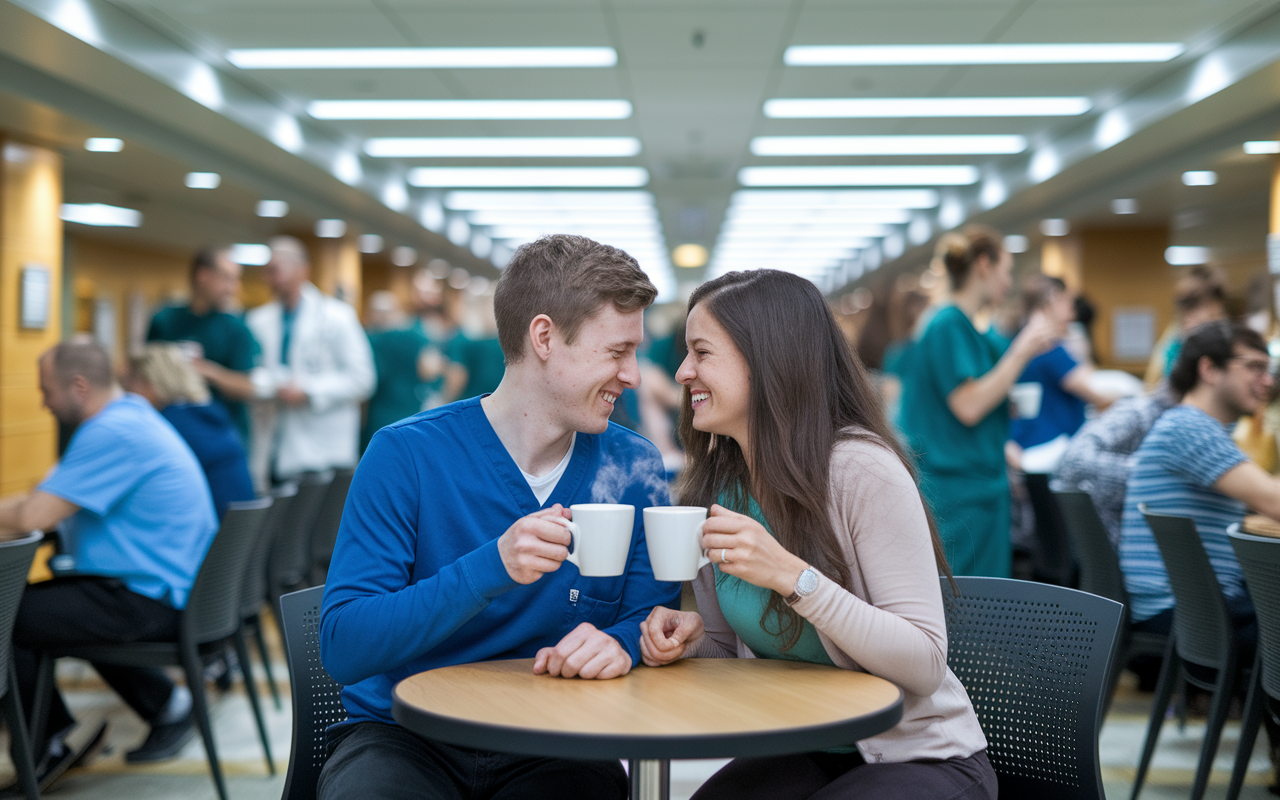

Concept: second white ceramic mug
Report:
left=644, top=506, right=712, bottom=581
left=564, top=503, right=634, bottom=577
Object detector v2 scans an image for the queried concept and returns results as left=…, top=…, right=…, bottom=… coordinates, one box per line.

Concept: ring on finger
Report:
left=721, top=548, right=731, bottom=564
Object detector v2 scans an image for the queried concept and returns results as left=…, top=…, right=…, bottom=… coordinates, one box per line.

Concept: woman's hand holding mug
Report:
left=701, top=504, right=808, bottom=597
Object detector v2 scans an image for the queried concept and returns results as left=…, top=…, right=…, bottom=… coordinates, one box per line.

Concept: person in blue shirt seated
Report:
left=318, top=234, right=681, bottom=800
left=0, top=340, right=218, bottom=789
left=124, top=343, right=255, bottom=520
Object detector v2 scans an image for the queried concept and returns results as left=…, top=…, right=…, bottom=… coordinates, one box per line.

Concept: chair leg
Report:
left=182, top=643, right=228, bottom=800
left=29, top=653, right=54, bottom=751
left=1226, top=653, right=1264, bottom=800
left=250, top=614, right=281, bottom=711
left=3, top=667, right=40, bottom=800
left=233, top=629, right=275, bottom=774
left=1132, top=638, right=1182, bottom=800
left=1190, top=662, right=1238, bottom=800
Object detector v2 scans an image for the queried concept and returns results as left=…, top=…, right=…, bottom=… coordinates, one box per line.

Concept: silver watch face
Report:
left=796, top=567, right=819, bottom=596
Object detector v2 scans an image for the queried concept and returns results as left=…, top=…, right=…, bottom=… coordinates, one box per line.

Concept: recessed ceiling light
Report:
left=672, top=244, right=708, bottom=268
left=256, top=199, right=288, bottom=217
left=185, top=172, right=221, bottom=189
left=1181, top=170, right=1217, bottom=186
left=763, top=97, right=1091, bottom=118
left=1244, top=140, right=1280, bottom=154
left=731, top=189, right=939, bottom=209
left=1165, top=246, right=1210, bottom=265
left=1004, top=235, right=1029, bottom=253
left=738, top=166, right=979, bottom=186
left=391, top=246, right=417, bottom=267
left=308, top=100, right=632, bottom=120
left=364, top=137, right=641, bottom=158
left=445, top=191, right=654, bottom=210
left=84, top=137, right=123, bottom=152
left=315, top=219, right=347, bottom=238
left=358, top=234, right=384, bottom=254
left=59, top=203, right=141, bottom=227
left=1111, top=198, right=1140, bottom=214
left=228, top=47, right=617, bottom=69
left=750, top=135, right=1027, bottom=156
left=409, top=167, right=649, bottom=188
left=1040, top=218, right=1070, bottom=237
left=784, top=43, right=1184, bottom=66
left=230, top=244, right=271, bottom=266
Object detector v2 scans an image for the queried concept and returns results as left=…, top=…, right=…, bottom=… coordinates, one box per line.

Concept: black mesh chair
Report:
left=1024, top=474, right=1076, bottom=586
left=268, top=471, right=333, bottom=610
left=0, top=532, right=48, bottom=800
left=241, top=483, right=298, bottom=711
left=941, top=576, right=1123, bottom=800
left=32, top=499, right=274, bottom=800
left=1226, top=528, right=1280, bottom=799
left=1053, top=491, right=1169, bottom=710
left=308, top=467, right=355, bottom=586
left=1132, top=507, right=1249, bottom=800
left=279, top=585, right=346, bottom=800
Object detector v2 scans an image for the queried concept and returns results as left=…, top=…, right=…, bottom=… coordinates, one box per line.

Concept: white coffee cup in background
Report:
left=643, top=506, right=712, bottom=581
left=564, top=504, right=634, bottom=577
left=1009, top=382, right=1043, bottom=420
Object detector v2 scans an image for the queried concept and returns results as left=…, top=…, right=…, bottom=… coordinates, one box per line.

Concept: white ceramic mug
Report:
left=563, top=504, right=635, bottom=577
left=643, top=506, right=712, bottom=581
left=1009, top=382, right=1043, bottom=420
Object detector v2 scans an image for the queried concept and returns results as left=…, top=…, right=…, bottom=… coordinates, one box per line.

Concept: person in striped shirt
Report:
left=1119, top=321, right=1276, bottom=633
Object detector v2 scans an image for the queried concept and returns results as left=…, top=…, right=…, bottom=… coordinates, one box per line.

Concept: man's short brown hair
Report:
left=493, top=234, right=658, bottom=364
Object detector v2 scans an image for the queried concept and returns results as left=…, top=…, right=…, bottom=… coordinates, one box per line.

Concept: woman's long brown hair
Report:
left=677, top=270, right=953, bottom=651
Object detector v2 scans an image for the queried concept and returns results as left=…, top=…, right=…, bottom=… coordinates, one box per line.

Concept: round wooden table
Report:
left=393, top=657, right=903, bottom=800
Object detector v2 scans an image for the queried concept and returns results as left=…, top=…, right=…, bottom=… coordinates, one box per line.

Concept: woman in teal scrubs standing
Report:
left=899, top=226, right=1053, bottom=577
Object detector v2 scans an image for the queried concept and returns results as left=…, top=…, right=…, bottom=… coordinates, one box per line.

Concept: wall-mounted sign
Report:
left=1112, top=306, right=1156, bottom=361
left=19, top=265, right=50, bottom=330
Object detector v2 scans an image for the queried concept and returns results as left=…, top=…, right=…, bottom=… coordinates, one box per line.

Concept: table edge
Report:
left=391, top=680, right=904, bottom=761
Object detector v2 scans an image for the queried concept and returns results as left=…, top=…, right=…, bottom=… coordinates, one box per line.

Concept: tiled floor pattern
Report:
left=3, top=654, right=1277, bottom=799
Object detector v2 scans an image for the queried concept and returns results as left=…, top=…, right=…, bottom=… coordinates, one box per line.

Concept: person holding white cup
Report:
left=640, top=270, right=995, bottom=800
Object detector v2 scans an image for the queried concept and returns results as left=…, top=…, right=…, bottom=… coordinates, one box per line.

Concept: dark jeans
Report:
left=691, top=749, right=998, bottom=800
left=13, top=576, right=180, bottom=749
left=318, top=721, right=628, bottom=800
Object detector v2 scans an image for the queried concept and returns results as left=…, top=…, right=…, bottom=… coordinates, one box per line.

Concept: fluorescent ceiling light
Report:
left=727, top=208, right=911, bottom=224
left=764, top=97, right=1091, bottom=118
left=1166, top=245, right=1210, bottom=265
left=784, top=43, right=1184, bottom=66
left=228, top=47, right=617, bottom=70
left=230, top=243, right=270, bottom=266
left=1111, top=198, right=1139, bottom=214
left=1245, top=140, right=1280, bottom=154
left=731, top=189, right=939, bottom=209
left=185, top=172, right=221, bottom=189
left=256, top=199, right=288, bottom=217
left=1004, top=235, right=1029, bottom=253
left=739, top=165, right=979, bottom=186
left=315, top=219, right=347, bottom=238
left=59, top=203, right=141, bottom=227
left=720, top=224, right=889, bottom=237
left=359, top=234, right=384, bottom=254
left=364, top=137, right=641, bottom=158
left=84, top=137, right=123, bottom=152
left=1040, top=218, right=1070, bottom=237
left=467, top=211, right=657, bottom=226
left=750, top=135, right=1027, bottom=156
left=446, top=191, right=654, bottom=210
left=410, top=167, right=649, bottom=188
left=308, top=100, right=632, bottom=120
left=1181, top=170, right=1217, bottom=186
left=488, top=226, right=660, bottom=240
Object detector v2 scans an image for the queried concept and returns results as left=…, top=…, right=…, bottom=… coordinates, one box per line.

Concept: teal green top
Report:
left=713, top=494, right=852, bottom=750
left=446, top=332, right=506, bottom=400
left=363, top=325, right=432, bottom=451
left=147, top=305, right=260, bottom=445
left=1164, top=335, right=1182, bottom=377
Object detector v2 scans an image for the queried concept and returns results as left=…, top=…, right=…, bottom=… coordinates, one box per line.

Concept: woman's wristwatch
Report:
left=784, top=566, right=819, bottom=605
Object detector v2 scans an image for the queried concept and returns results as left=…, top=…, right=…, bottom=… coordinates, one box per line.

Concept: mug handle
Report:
left=695, top=521, right=712, bottom=571
left=562, top=519, right=581, bottom=570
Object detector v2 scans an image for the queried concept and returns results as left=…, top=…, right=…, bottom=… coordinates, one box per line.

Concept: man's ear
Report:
left=1198, top=354, right=1221, bottom=387
left=529, top=314, right=556, bottom=362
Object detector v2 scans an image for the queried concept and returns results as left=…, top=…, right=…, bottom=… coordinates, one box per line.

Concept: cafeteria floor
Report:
left=2, top=640, right=1277, bottom=800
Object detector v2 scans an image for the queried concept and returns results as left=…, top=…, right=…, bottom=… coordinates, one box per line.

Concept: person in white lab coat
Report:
left=246, top=236, right=375, bottom=487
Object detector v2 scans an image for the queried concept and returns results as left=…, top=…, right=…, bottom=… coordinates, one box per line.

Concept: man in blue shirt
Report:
left=319, top=235, right=680, bottom=800
left=0, top=341, right=218, bottom=788
left=1120, top=322, right=1280, bottom=631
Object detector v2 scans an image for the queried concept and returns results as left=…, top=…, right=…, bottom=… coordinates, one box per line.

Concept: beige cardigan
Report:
left=686, top=435, right=988, bottom=764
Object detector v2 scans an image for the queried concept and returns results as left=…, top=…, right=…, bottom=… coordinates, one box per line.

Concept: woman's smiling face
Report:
left=675, top=302, right=751, bottom=448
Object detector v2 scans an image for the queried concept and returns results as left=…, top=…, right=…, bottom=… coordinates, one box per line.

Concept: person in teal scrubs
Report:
left=638, top=269, right=996, bottom=800
left=899, top=227, right=1054, bottom=577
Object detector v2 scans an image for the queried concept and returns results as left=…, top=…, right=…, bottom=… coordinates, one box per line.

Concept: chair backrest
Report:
left=184, top=498, right=273, bottom=646
left=309, top=468, right=355, bottom=571
left=1229, top=529, right=1280, bottom=702
left=241, top=483, right=298, bottom=621
left=1024, top=474, right=1076, bottom=586
left=0, top=533, right=45, bottom=696
left=279, top=586, right=346, bottom=800
left=268, top=471, right=333, bottom=595
left=942, top=576, right=1122, bottom=800
left=1053, top=491, right=1128, bottom=608
left=1141, top=506, right=1233, bottom=671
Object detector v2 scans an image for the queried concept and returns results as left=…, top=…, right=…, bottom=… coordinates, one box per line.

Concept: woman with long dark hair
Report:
left=641, top=270, right=995, bottom=800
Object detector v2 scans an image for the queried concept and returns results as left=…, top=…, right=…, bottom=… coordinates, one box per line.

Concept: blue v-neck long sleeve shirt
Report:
left=320, top=396, right=680, bottom=728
